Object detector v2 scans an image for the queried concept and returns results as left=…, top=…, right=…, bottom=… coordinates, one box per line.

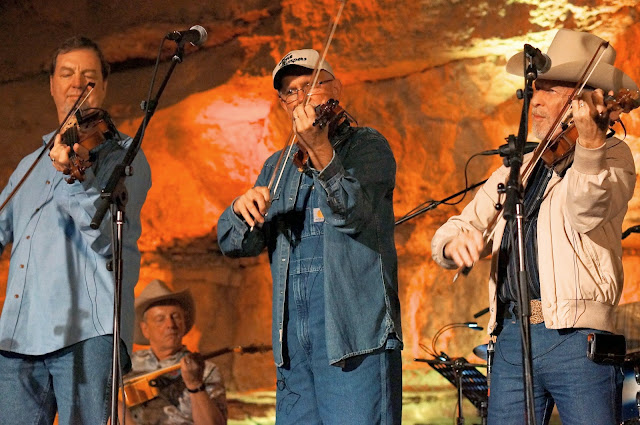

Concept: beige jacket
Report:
left=432, top=139, right=636, bottom=335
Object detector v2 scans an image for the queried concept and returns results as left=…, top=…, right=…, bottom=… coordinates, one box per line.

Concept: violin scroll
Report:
left=313, top=99, right=344, bottom=129
left=604, top=88, right=640, bottom=114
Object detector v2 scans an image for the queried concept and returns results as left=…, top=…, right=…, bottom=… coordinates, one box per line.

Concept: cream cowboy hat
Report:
left=506, top=29, right=638, bottom=92
left=133, top=279, right=195, bottom=345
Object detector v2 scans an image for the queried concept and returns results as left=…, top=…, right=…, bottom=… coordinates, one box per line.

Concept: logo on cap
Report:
left=280, top=53, right=308, bottom=67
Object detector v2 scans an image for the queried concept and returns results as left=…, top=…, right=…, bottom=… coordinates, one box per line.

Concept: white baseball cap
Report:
left=272, top=49, right=335, bottom=90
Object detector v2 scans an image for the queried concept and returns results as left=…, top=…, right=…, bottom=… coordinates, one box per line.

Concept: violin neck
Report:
left=62, top=126, right=79, bottom=148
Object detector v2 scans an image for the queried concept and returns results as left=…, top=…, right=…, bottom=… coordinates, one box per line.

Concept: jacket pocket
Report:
left=570, top=228, right=616, bottom=303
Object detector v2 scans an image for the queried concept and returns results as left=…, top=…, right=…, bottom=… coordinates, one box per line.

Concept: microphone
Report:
left=524, top=44, right=552, bottom=73
left=481, top=141, right=538, bottom=156
left=166, top=25, right=208, bottom=46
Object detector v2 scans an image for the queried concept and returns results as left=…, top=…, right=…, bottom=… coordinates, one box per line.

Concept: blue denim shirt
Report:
left=0, top=131, right=151, bottom=355
left=217, top=123, right=402, bottom=366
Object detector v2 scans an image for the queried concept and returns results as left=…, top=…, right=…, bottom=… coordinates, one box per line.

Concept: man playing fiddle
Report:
left=0, top=36, right=151, bottom=425
left=431, top=29, right=637, bottom=424
left=217, top=49, right=403, bottom=424
left=123, top=280, right=227, bottom=425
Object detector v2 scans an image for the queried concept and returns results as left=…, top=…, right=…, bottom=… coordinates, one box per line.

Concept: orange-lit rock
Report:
left=118, top=76, right=278, bottom=249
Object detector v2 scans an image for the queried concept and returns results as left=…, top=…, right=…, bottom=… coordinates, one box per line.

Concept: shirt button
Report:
left=281, top=258, right=285, bottom=262
left=26, top=236, right=30, bottom=240
left=19, top=264, right=24, bottom=268
left=35, top=208, right=40, bottom=213
left=14, top=294, right=19, bottom=298
left=46, top=180, right=51, bottom=185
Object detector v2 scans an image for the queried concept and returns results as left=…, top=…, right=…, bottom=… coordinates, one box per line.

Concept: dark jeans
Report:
left=488, top=317, right=623, bottom=425
left=0, top=335, right=129, bottom=425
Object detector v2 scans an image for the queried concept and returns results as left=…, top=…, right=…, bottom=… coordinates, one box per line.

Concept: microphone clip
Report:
left=165, top=25, right=208, bottom=47
left=524, top=43, right=551, bottom=80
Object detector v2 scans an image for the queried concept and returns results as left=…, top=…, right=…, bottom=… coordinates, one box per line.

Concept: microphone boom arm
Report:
left=395, top=179, right=488, bottom=226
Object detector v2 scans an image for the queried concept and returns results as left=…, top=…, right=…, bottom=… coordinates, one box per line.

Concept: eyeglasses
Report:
left=279, top=79, right=334, bottom=104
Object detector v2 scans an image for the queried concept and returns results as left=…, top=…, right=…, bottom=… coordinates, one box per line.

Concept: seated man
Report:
left=124, top=279, right=227, bottom=425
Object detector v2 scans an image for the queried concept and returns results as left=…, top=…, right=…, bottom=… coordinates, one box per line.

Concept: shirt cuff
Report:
left=572, top=140, right=607, bottom=175
left=316, top=150, right=341, bottom=183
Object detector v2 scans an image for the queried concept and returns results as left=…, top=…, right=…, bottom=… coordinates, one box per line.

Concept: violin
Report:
left=537, top=88, right=640, bottom=172
left=59, top=107, right=118, bottom=183
left=120, top=344, right=271, bottom=407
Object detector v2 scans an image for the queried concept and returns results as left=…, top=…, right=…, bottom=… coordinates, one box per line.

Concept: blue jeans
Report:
left=276, top=261, right=402, bottom=425
left=0, top=335, right=130, bottom=425
left=488, top=317, right=623, bottom=425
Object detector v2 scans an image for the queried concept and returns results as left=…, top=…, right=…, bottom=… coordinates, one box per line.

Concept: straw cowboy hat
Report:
left=506, top=29, right=638, bottom=92
left=133, top=279, right=195, bottom=345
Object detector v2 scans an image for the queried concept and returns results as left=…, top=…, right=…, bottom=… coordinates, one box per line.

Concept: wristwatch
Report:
left=186, top=383, right=206, bottom=393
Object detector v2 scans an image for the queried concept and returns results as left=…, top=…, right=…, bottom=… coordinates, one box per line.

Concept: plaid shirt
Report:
left=127, top=347, right=227, bottom=425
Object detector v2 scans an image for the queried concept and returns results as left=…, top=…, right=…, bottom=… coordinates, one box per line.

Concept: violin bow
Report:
left=0, top=83, right=95, bottom=215
left=267, top=0, right=348, bottom=196
left=521, top=41, right=610, bottom=181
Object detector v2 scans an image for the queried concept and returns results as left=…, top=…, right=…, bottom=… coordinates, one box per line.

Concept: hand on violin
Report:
left=444, top=228, right=485, bottom=268
left=180, top=353, right=205, bottom=391
left=292, top=104, right=334, bottom=170
left=233, top=186, right=271, bottom=227
left=572, top=89, right=612, bottom=149
left=49, top=133, right=92, bottom=173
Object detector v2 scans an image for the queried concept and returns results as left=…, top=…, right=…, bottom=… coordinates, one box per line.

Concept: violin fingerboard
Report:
left=62, top=126, right=79, bottom=147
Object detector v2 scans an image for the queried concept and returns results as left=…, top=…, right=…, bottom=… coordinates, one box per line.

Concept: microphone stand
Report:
left=500, top=45, right=541, bottom=425
left=91, top=40, right=188, bottom=425
left=622, top=225, right=640, bottom=239
left=395, top=142, right=540, bottom=227
left=395, top=180, right=487, bottom=226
